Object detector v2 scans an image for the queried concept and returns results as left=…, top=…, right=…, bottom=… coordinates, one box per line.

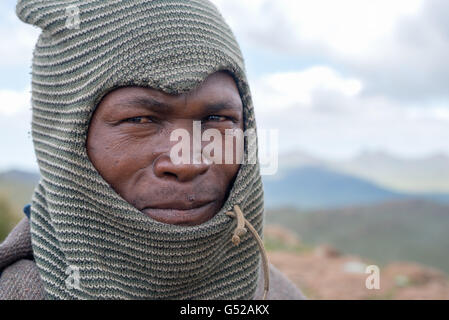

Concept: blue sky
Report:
left=1, top=0, right=449, bottom=172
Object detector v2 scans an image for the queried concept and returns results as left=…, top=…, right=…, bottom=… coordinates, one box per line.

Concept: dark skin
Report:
left=87, top=72, right=244, bottom=226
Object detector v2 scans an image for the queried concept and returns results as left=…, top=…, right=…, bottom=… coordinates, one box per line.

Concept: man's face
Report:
left=87, top=72, right=244, bottom=226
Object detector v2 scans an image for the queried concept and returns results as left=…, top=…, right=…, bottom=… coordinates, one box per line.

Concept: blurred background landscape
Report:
left=263, top=150, right=449, bottom=299
left=1, top=0, right=449, bottom=299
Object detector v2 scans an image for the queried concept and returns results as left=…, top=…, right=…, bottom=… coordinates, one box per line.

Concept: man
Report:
left=0, top=0, right=304, bottom=299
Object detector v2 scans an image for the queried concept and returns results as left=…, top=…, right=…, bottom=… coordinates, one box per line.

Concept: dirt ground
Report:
left=265, top=226, right=449, bottom=300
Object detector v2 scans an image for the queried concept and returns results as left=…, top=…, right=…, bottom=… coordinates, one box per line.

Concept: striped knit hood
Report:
left=17, top=0, right=265, bottom=299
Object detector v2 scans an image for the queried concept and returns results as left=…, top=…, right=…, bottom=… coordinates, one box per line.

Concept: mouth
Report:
left=141, top=200, right=216, bottom=226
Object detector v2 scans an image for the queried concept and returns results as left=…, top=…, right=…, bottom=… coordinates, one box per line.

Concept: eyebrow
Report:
left=111, top=96, right=172, bottom=112
left=202, top=101, right=242, bottom=113
left=111, top=96, right=242, bottom=114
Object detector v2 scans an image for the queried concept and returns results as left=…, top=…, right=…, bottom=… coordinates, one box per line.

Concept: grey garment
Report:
left=0, top=218, right=45, bottom=299
left=254, top=263, right=306, bottom=300
left=0, top=218, right=305, bottom=300
left=0, top=259, right=45, bottom=300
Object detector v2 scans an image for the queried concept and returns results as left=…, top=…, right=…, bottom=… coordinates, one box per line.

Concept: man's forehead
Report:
left=100, top=72, right=243, bottom=112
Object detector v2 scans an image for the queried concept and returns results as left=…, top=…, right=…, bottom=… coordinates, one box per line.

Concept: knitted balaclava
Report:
left=16, top=0, right=264, bottom=299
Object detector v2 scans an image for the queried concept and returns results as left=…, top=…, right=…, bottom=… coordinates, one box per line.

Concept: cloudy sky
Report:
left=1, top=0, right=449, bottom=171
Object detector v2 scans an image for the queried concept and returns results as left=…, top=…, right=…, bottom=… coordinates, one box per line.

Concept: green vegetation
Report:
left=263, top=235, right=311, bottom=253
left=0, top=193, right=21, bottom=242
left=0, top=170, right=39, bottom=242
left=266, top=200, right=449, bottom=274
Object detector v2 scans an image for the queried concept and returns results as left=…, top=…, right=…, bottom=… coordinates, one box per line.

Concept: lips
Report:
left=143, top=199, right=214, bottom=211
left=141, top=200, right=216, bottom=226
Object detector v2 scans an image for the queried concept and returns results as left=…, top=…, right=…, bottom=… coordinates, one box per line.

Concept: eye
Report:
left=124, top=116, right=154, bottom=124
left=203, top=115, right=232, bottom=122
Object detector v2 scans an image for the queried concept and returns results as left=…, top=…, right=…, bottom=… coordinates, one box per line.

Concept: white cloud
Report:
left=210, top=0, right=449, bottom=158
left=429, top=108, right=449, bottom=121
left=282, top=0, right=422, bottom=57
left=0, top=11, right=40, bottom=67
left=212, top=0, right=423, bottom=56
left=212, top=0, right=449, bottom=102
left=252, top=67, right=362, bottom=111
left=251, top=68, right=449, bottom=159
left=0, top=87, right=31, bottom=116
left=0, top=87, right=35, bottom=172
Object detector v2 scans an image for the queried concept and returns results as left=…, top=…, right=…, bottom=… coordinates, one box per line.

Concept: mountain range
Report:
left=278, top=150, right=449, bottom=193
left=263, top=165, right=449, bottom=209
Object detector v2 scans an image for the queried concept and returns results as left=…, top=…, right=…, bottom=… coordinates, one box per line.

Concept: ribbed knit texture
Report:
left=16, top=0, right=264, bottom=299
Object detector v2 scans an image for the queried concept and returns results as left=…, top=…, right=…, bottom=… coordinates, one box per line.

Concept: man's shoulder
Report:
left=0, top=216, right=45, bottom=300
left=0, top=217, right=33, bottom=270
left=0, top=258, right=45, bottom=299
left=254, top=263, right=306, bottom=300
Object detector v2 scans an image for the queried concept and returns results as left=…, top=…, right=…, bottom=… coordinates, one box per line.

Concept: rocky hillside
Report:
left=264, top=225, right=449, bottom=300
left=266, top=200, right=449, bottom=275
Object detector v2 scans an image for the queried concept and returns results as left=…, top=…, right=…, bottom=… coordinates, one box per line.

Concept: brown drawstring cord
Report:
left=226, top=205, right=270, bottom=300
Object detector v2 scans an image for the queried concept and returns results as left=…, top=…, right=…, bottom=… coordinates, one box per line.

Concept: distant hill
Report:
left=278, top=150, right=449, bottom=194
left=0, top=169, right=39, bottom=218
left=266, top=200, right=449, bottom=275
left=0, top=170, right=39, bottom=241
left=263, top=166, right=405, bottom=209
left=263, top=165, right=449, bottom=209
left=0, top=170, right=39, bottom=184
left=332, top=151, right=449, bottom=194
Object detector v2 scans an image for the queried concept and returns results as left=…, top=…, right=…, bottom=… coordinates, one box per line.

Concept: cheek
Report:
left=212, top=163, right=241, bottom=191
left=87, top=127, right=156, bottom=187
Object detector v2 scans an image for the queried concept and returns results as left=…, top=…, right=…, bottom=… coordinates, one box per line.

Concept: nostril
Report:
left=163, top=171, right=178, bottom=179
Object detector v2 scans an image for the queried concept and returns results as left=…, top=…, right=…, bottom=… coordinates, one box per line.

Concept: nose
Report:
left=153, top=154, right=209, bottom=182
